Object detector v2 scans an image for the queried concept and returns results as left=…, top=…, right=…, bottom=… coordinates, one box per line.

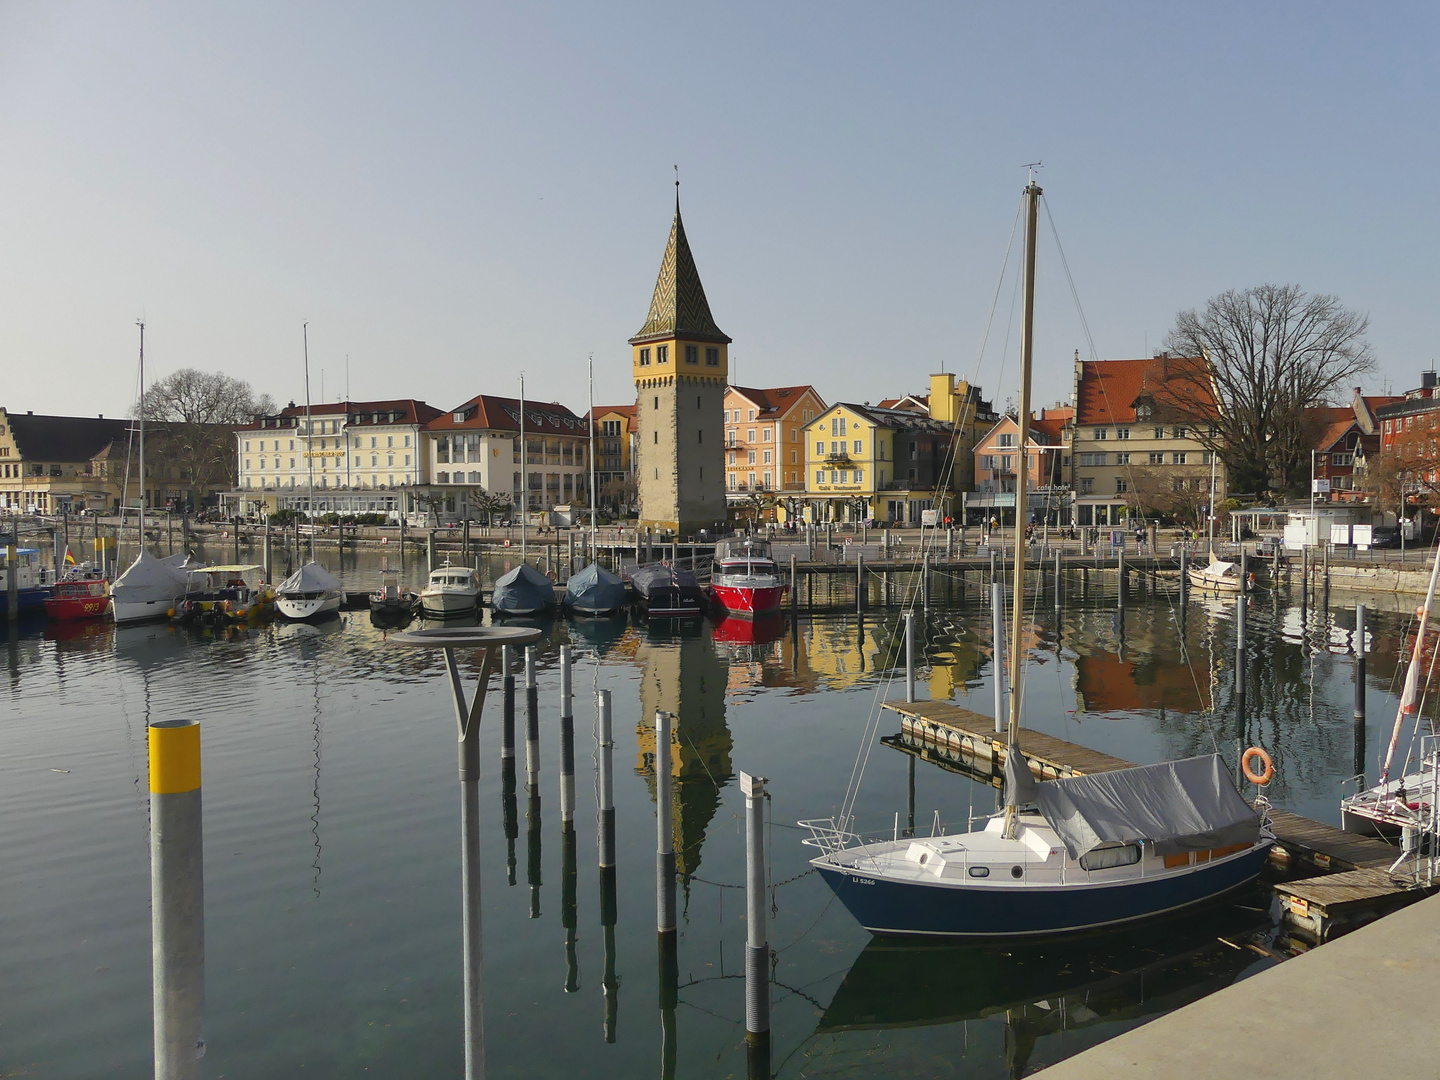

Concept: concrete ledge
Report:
left=1038, top=891, right=1440, bottom=1078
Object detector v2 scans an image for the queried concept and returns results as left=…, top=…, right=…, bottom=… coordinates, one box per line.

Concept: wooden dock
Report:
left=882, top=697, right=1427, bottom=938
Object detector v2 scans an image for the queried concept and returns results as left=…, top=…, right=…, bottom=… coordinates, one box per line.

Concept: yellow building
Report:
left=589, top=404, right=638, bottom=517
left=723, top=384, right=826, bottom=521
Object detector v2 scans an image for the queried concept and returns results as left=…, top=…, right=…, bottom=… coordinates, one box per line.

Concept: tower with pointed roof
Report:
left=630, top=196, right=729, bottom=534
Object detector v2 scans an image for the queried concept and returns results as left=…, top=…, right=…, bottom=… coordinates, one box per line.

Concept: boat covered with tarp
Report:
left=630, top=563, right=705, bottom=616
left=491, top=562, right=556, bottom=616
left=275, top=561, right=344, bottom=621
left=563, top=563, right=627, bottom=616
left=111, top=550, right=194, bottom=624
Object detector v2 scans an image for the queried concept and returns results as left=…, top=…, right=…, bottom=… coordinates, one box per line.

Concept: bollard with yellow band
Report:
left=149, top=719, right=205, bottom=1080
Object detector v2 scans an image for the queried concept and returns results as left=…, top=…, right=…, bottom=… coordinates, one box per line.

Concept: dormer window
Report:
left=1135, top=402, right=1153, bottom=422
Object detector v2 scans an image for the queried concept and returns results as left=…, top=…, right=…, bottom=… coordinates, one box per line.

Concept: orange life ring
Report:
left=1241, top=746, right=1275, bottom=786
left=504, top=539, right=512, bottom=547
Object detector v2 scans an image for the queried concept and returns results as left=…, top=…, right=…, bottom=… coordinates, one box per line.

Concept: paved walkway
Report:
left=1040, top=890, right=1440, bottom=1078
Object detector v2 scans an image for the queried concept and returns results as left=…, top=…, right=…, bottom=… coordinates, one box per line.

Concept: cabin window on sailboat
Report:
left=1079, top=843, right=1140, bottom=871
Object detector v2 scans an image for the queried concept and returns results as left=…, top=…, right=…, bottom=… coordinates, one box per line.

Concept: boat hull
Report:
left=0, top=587, right=52, bottom=617
left=1187, top=570, right=1242, bottom=594
left=113, top=596, right=178, bottom=625
left=419, top=590, right=480, bottom=616
left=815, top=842, right=1272, bottom=938
left=45, top=591, right=111, bottom=620
left=276, top=593, right=342, bottom=620
left=710, top=582, right=786, bottom=617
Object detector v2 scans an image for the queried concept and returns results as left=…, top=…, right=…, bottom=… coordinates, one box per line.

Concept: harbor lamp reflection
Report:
left=391, top=625, right=541, bottom=1080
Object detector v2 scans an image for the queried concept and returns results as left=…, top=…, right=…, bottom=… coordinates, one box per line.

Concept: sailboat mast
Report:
left=304, top=323, right=315, bottom=562
left=527, top=371, right=532, bottom=561
left=1004, top=180, right=1041, bottom=835
left=1208, top=453, right=1217, bottom=554
left=137, top=320, right=146, bottom=554
left=588, top=357, right=597, bottom=546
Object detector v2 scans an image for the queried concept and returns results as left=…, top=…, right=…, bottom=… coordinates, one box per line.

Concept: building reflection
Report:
left=633, top=621, right=733, bottom=880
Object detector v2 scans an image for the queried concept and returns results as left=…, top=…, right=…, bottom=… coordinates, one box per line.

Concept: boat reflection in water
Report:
left=816, top=902, right=1275, bottom=1077
left=710, top=611, right=786, bottom=646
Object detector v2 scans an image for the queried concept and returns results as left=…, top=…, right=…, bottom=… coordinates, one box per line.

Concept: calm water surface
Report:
left=1, top=557, right=1424, bottom=1078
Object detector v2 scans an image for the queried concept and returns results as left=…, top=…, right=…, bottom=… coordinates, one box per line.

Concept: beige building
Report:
left=1069, top=356, right=1225, bottom=527
left=723, top=384, right=826, bottom=516
left=630, top=200, right=729, bottom=535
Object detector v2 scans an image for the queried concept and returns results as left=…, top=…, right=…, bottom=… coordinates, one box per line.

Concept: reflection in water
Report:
left=818, top=903, right=1274, bottom=1078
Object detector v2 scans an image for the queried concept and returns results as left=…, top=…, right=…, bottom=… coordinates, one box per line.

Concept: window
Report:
left=1149, top=452, right=1165, bottom=465
left=815, top=441, right=824, bottom=455
left=853, top=439, right=862, bottom=454
left=705, top=347, right=718, bottom=366
left=839, top=470, right=849, bottom=483
left=404, top=455, right=411, bottom=466
left=748, top=450, right=756, bottom=464
left=728, top=451, right=736, bottom=465
left=1136, top=403, right=1153, bottom=421
left=438, top=471, right=449, bottom=483
left=1001, top=455, right=1013, bottom=471
left=1172, top=477, right=1185, bottom=492
left=1172, top=451, right=1187, bottom=465
left=1115, top=452, right=1131, bottom=465
left=1093, top=428, right=1107, bottom=440
left=1079, top=844, right=1140, bottom=871
left=762, top=450, right=771, bottom=464
left=1117, top=427, right=1130, bottom=440
left=749, top=409, right=757, bottom=421
left=1076, top=452, right=1106, bottom=467
left=830, top=470, right=839, bottom=483
left=1172, top=426, right=1188, bottom=439
left=815, top=470, right=825, bottom=485
left=748, top=429, right=756, bottom=443
left=657, top=345, right=668, bottom=364
left=854, top=468, right=863, bottom=483
left=1079, top=477, right=1094, bottom=494
left=371, top=455, right=378, bottom=467
left=244, top=441, right=251, bottom=452
left=387, top=436, right=394, bottom=448
left=1116, top=476, right=1128, bottom=493
left=762, top=428, right=772, bottom=441
left=980, top=454, right=997, bottom=470
left=1153, top=427, right=1165, bottom=439
left=998, top=433, right=1016, bottom=448
left=685, top=344, right=698, bottom=364
left=1332, top=452, right=1354, bottom=466
left=791, top=428, right=797, bottom=441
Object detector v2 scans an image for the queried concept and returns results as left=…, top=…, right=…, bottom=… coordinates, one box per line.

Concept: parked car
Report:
left=1371, top=526, right=1400, bottom=548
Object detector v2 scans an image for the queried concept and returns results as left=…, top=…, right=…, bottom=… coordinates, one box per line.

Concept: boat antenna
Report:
left=588, top=355, right=597, bottom=549
left=527, top=374, right=532, bottom=567
left=304, top=322, right=315, bottom=563
left=1004, top=178, right=1041, bottom=840
left=137, top=319, right=146, bottom=559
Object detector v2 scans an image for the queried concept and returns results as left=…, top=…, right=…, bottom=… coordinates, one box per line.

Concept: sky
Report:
left=2, top=2, right=1437, bottom=421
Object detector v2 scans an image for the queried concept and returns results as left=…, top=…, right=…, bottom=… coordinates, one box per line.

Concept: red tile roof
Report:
left=729, top=385, right=820, bottom=418
left=427, top=395, right=588, bottom=437
left=1075, top=357, right=1214, bottom=426
left=1308, top=406, right=1360, bottom=452
left=1031, top=416, right=1067, bottom=445
left=241, top=398, right=443, bottom=431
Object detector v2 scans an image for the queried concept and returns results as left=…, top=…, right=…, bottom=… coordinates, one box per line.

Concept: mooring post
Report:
left=856, top=550, right=864, bottom=613
left=741, top=771, right=770, bottom=1076
left=263, top=523, right=272, bottom=582
left=561, top=789, right=579, bottom=994
left=526, top=755, right=542, bottom=919
left=596, top=694, right=619, bottom=1041
left=947, top=525, right=954, bottom=559
left=525, top=646, right=540, bottom=787
left=922, top=551, right=931, bottom=613
left=1240, top=549, right=1249, bottom=595
left=1180, top=544, right=1189, bottom=604
left=1117, top=542, right=1126, bottom=615
left=904, top=612, right=916, bottom=703
left=501, top=645, right=516, bottom=761
left=6, top=533, right=18, bottom=623
left=1236, top=593, right=1248, bottom=776
left=1355, top=603, right=1368, bottom=782
left=991, top=580, right=1005, bottom=735
left=790, top=554, right=797, bottom=614
left=149, top=719, right=205, bottom=1080
left=559, top=644, right=575, bottom=827
left=428, top=530, right=437, bottom=573
left=567, top=529, right=574, bottom=573
left=1054, top=548, right=1062, bottom=617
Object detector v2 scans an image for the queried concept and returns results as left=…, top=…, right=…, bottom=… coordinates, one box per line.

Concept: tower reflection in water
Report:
left=635, top=619, right=733, bottom=1080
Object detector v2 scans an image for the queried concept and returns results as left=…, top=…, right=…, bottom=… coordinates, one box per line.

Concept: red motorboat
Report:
left=44, top=571, right=110, bottom=621
left=708, top=537, right=786, bottom=618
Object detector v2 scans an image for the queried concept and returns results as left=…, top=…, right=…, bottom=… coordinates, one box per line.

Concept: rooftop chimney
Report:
left=1423, top=371, right=1437, bottom=391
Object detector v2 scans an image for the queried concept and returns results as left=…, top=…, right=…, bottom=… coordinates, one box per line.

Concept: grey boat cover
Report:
left=564, top=562, right=626, bottom=612
left=492, top=562, right=556, bottom=613
left=277, top=561, right=341, bottom=596
left=1008, top=751, right=1260, bottom=860
left=111, top=548, right=190, bottom=603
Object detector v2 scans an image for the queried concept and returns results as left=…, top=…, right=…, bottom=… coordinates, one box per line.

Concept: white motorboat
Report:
left=419, top=563, right=482, bottom=616
left=275, top=560, right=344, bottom=620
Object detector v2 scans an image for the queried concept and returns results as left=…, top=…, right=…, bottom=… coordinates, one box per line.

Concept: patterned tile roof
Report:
left=1075, top=356, right=1214, bottom=425
left=630, top=202, right=731, bottom=346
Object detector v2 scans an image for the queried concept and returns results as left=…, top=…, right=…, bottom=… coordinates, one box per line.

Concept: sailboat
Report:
left=1187, top=453, right=1243, bottom=593
left=801, top=179, right=1273, bottom=938
left=276, top=325, right=343, bottom=621
left=562, top=358, right=627, bottom=618
left=111, top=321, right=195, bottom=624
left=1341, top=543, right=1440, bottom=841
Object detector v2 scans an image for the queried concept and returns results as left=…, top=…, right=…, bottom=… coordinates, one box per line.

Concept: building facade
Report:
left=1069, top=356, right=1224, bottom=527
left=630, top=199, right=728, bottom=535
left=0, top=409, right=130, bottom=514
left=723, top=384, right=826, bottom=516
left=590, top=404, right=638, bottom=517
left=424, top=394, right=591, bottom=520
left=234, top=398, right=442, bottom=517
left=969, top=413, right=1067, bottom=525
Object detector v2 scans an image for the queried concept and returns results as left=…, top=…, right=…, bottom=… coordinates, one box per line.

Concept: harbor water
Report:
left=1, top=553, right=1426, bottom=1078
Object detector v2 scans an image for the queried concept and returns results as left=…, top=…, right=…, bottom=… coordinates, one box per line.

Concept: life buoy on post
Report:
left=1242, top=746, right=1275, bottom=786
left=504, top=539, right=511, bottom=548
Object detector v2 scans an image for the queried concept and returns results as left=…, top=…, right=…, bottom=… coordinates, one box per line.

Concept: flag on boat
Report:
left=63, top=547, right=75, bottom=566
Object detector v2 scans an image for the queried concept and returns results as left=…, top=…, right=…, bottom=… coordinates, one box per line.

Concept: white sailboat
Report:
left=1341, top=543, right=1440, bottom=842
left=111, top=321, right=193, bottom=624
left=801, top=179, right=1273, bottom=938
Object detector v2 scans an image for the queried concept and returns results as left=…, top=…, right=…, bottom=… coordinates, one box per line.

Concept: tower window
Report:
left=706, top=347, right=718, bottom=366
left=639, top=348, right=651, bottom=366
left=698, top=430, right=703, bottom=443
left=685, top=345, right=698, bottom=364
left=654, top=396, right=659, bottom=409
left=697, top=396, right=701, bottom=409
left=657, top=345, right=669, bottom=364
left=654, top=432, right=659, bottom=444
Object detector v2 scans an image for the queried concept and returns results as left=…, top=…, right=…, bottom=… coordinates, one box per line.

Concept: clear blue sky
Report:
left=2, top=2, right=1435, bottom=420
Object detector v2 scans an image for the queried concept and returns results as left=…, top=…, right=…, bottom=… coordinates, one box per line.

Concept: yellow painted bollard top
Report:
left=149, top=719, right=201, bottom=794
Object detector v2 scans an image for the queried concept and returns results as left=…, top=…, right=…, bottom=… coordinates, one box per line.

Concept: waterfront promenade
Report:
left=1041, top=889, right=1440, bottom=1078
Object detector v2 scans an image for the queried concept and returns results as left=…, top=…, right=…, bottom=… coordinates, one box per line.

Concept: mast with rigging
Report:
left=304, top=323, right=316, bottom=562
left=520, top=375, right=527, bottom=562
left=588, top=357, right=597, bottom=552
left=1003, top=178, right=1041, bottom=839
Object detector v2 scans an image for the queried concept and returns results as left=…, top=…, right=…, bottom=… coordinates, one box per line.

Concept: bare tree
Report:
left=1160, top=285, right=1374, bottom=496
left=140, top=369, right=275, bottom=506
left=465, top=487, right=513, bottom=525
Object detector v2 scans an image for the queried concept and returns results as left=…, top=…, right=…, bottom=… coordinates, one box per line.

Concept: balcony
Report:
left=823, top=451, right=853, bottom=465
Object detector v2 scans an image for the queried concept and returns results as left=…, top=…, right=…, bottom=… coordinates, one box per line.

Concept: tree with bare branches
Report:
left=140, top=369, right=274, bottom=506
left=1159, top=285, right=1374, bottom=496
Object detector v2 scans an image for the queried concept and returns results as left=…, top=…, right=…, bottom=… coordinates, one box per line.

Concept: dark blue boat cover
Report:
left=491, top=562, right=556, bottom=613
left=564, top=563, right=626, bottom=613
